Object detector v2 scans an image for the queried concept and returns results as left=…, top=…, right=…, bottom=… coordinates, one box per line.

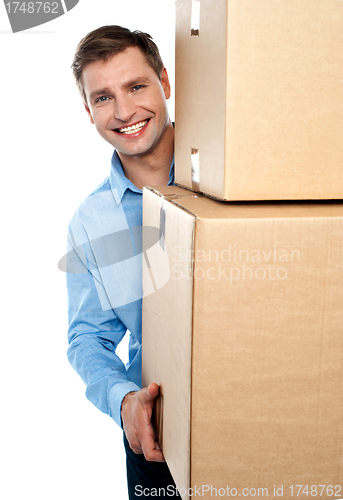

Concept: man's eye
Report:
left=97, top=96, right=109, bottom=102
left=132, top=85, right=144, bottom=92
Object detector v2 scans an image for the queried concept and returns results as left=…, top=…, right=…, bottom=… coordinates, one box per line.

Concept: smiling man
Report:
left=67, top=26, right=178, bottom=499
left=82, top=45, right=174, bottom=188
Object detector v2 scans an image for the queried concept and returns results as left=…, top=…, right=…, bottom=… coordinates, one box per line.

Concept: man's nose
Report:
left=114, top=95, right=136, bottom=123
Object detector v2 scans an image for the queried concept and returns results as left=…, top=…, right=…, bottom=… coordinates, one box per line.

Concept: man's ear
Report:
left=161, top=68, right=171, bottom=100
left=83, top=101, right=95, bottom=124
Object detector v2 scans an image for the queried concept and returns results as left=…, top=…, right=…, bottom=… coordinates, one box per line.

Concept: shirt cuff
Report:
left=109, top=381, right=141, bottom=428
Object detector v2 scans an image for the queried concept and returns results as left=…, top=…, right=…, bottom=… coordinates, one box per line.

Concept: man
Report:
left=67, top=25, right=179, bottom=498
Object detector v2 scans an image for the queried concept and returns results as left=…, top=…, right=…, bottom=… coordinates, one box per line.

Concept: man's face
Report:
left=82, top=47, right=171, bottom=161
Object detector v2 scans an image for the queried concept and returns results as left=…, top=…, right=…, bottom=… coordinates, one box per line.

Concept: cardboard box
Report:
left=142, top=185, right=343, bottom=500
left=175, top=0, right=343, bottom=201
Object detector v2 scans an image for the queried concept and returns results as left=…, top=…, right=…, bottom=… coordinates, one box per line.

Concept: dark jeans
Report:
left=123, top=433, right=180, bottom=499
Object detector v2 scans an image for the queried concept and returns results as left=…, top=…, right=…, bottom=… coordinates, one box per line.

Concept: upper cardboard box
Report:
left=175, top=0, right=343, bottom=201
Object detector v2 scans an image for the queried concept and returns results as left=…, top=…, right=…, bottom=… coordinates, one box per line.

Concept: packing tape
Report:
left=191, top=148, right=200, bottom=192
left=191, top=0, right=200, bottom=36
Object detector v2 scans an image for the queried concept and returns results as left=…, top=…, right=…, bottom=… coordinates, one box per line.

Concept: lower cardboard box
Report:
left=142, top=186, right=343, bottom=500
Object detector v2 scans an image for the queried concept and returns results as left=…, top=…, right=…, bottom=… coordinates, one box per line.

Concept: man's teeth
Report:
left=118, top=120, right=148, bottom=134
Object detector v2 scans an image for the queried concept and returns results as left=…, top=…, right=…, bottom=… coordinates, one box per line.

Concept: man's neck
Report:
left=118, top=123, right=174, bottom=190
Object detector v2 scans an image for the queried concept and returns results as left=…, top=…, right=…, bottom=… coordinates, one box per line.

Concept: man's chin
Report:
left=113, top=141, right=157, bottom=159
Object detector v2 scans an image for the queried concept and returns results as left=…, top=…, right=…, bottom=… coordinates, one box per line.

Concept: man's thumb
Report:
left=146, top=383, right=159, bottom=401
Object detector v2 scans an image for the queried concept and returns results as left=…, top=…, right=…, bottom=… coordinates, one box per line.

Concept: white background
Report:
left=0, top=1, right=175, bottom=498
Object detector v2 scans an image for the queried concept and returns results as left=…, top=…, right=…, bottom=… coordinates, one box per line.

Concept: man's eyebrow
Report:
left=121, top=76, right=151, bottom=89
left=88, top=87, right=112, bottom=102
left=88, top=77, right=151, bottom=102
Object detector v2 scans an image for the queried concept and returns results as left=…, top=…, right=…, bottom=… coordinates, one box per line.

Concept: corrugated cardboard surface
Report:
left=191, top=216, right=343, bottom=495
left=175, top=0, right=226, bottom=198
left=142, top=186, right=343, bottom=499
left=142, top=187, right=195, bottom=491
left=175, top=0, right=343, bottom=200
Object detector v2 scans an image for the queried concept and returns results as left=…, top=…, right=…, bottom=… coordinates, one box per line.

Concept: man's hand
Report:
left=121, top=382, right=165, bottom=462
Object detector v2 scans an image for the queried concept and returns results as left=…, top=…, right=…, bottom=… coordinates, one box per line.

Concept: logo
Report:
left=58, top=226, right=170, bottom=310
left=3, top=0, right=79, bottom=33
left=58, top=188, right=170, bottom=310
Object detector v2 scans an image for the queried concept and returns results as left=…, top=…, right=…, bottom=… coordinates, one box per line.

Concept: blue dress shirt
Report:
left=67, top=150, right=174, bottom=427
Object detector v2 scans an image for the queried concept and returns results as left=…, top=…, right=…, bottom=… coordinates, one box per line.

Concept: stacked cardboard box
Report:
left=175, top=0, right=343, bottom=201
left=142, top=186, right=343, bottom=499
left=142, top=1, right=343, bottom=498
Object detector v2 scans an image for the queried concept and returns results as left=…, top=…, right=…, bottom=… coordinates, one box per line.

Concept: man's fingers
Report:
left=143, top=443, right=165, bottom=462
left=126, top=435, right=143, bottom=454
left=140, top=432, right=165, bottom=462
left=122, top=384, right=164, bottom=461
left=129, top=442, right=143, bottom=454
left=127, top=432, right=164, bottom=461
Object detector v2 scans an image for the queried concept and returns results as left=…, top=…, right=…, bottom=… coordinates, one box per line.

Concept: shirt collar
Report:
left=109, top=150, right=175, bottom=204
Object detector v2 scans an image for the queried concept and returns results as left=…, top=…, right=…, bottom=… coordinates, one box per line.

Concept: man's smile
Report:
left=116, top=119, right=149, bottom=135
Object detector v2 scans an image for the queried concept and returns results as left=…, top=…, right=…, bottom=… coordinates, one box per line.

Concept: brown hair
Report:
left=72, top=25, right=165, bottom=103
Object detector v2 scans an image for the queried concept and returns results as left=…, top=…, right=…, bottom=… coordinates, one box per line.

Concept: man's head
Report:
left=72, top=25, right=174, bottom=168
left=72, top=25, right=165, bottom=105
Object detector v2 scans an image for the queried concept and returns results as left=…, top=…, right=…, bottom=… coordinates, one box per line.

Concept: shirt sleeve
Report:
left=66, top=229, right=141, bottom=428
